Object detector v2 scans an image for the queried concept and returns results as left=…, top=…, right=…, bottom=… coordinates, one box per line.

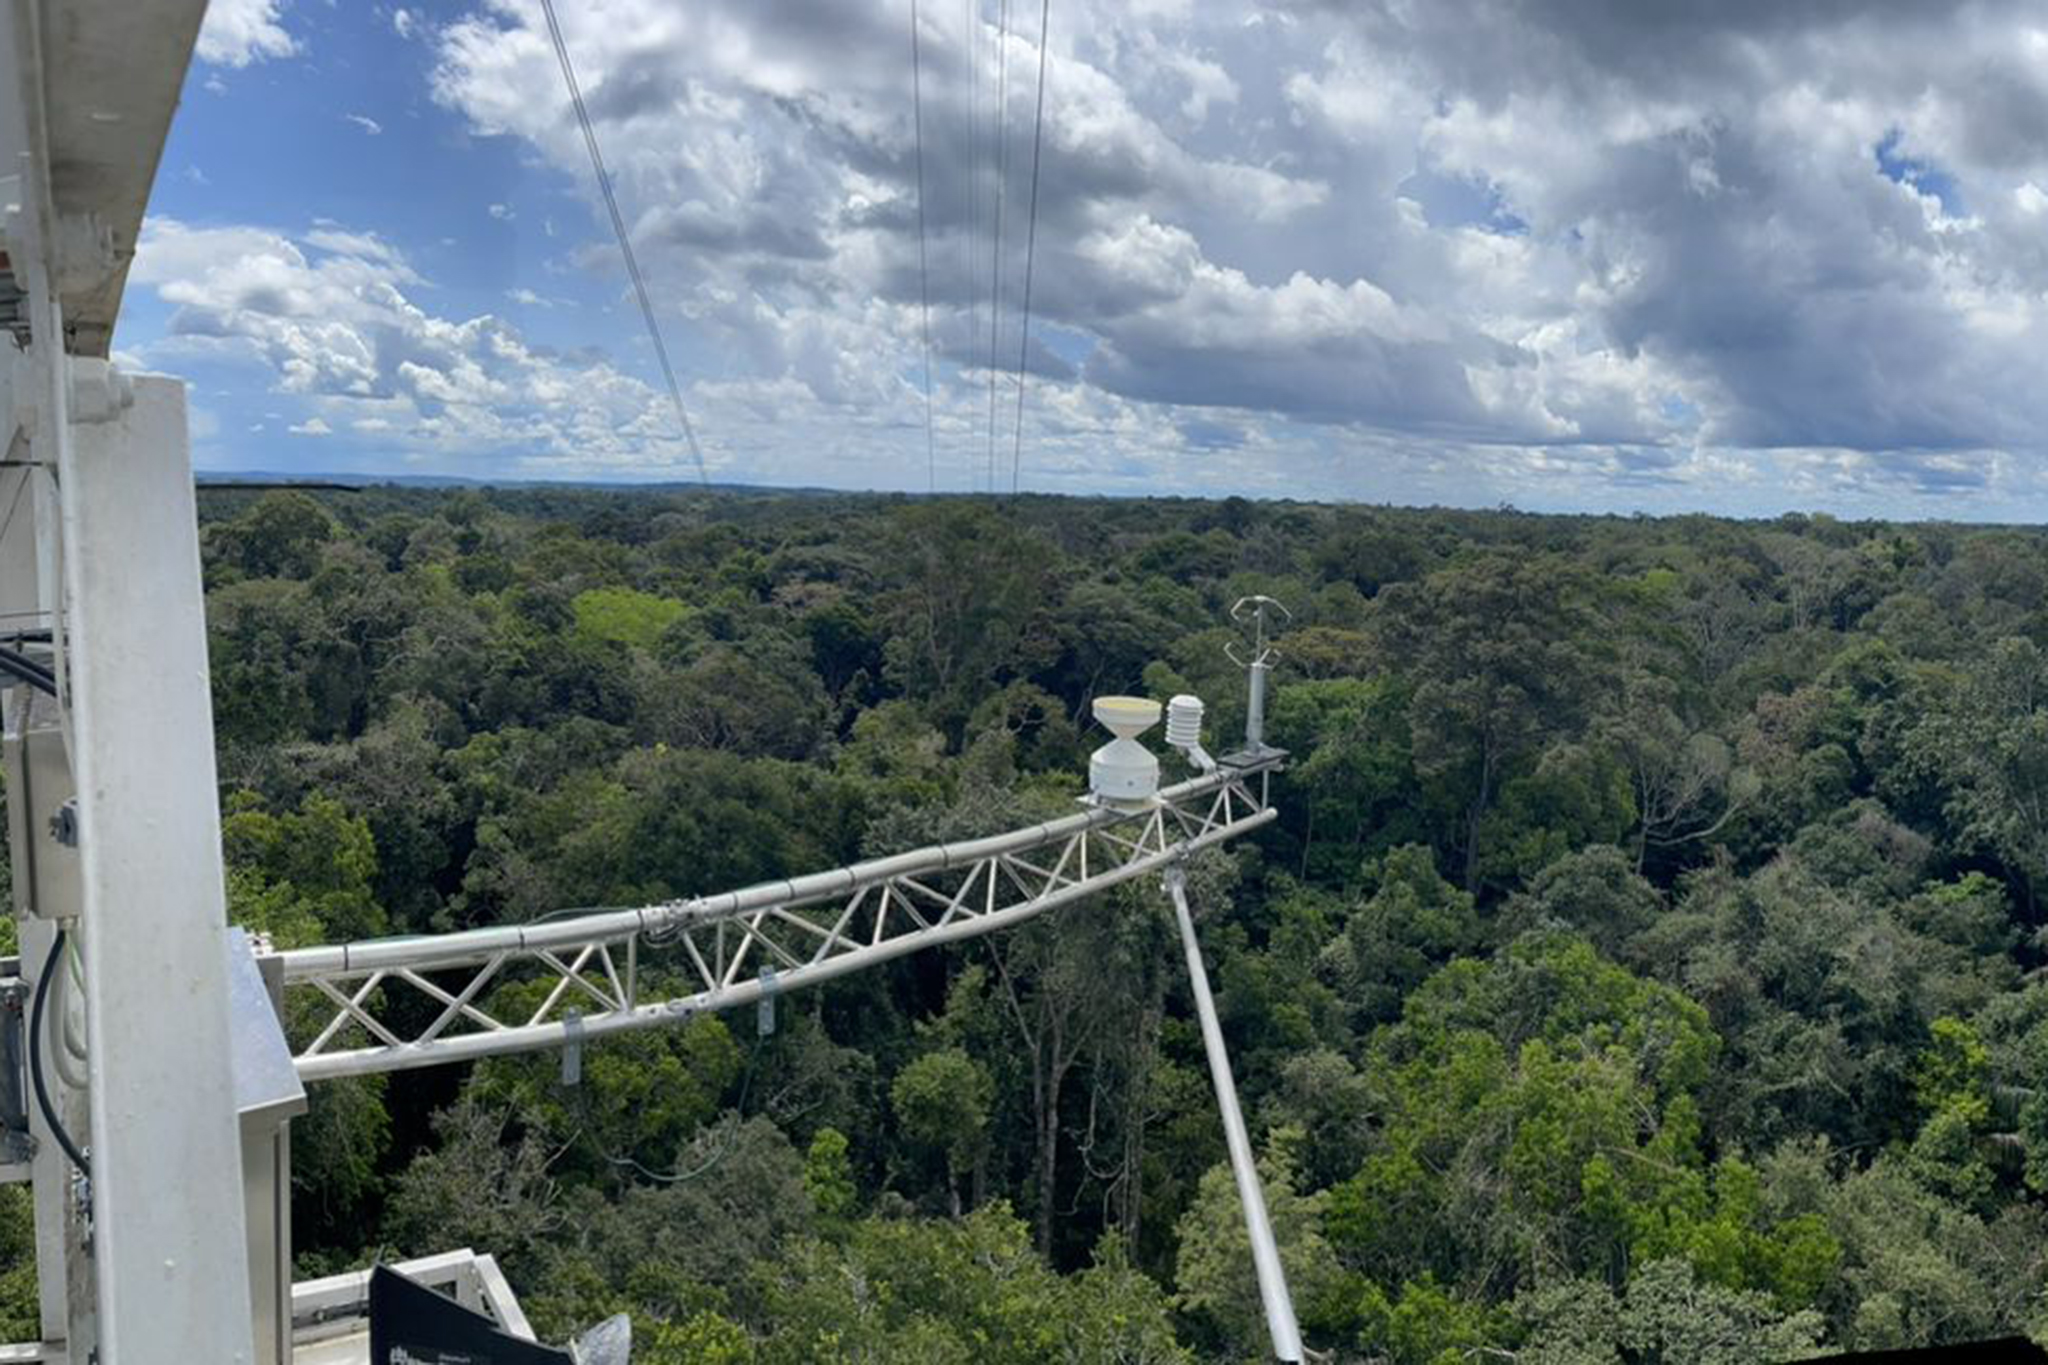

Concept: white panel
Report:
left=62, top=374, right=255, bottom=1363
left=0, top=462, right=39, bottom=629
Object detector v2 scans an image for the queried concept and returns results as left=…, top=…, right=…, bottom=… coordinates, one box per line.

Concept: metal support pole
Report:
left=64, top=374, right=257, bottom=1364
left=1164, top=866, right=1303, bottom=1364
left=1245, top=658, right=1270, bottom=753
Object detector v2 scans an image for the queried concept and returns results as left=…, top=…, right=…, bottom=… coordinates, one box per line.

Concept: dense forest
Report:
left=7, top=484, right=2048, bottom=1362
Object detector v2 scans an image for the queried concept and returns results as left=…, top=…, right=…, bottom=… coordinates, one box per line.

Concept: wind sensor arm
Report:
left=278, top=756, right=1284, bottom=1083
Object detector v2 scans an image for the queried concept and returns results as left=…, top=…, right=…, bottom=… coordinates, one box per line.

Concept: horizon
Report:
left=196, top=468, right=2048, bottom=529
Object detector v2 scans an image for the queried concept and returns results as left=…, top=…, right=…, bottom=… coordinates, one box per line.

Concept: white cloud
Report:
left=147, top=0, right=2048, bottom=510
left=344, top=114, right=384, bottom=137
left=131, top=218, right=710, bottom=476
left=196, top=0, right=298, bottom=68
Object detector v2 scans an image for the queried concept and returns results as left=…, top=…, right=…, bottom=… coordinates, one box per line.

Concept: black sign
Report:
left=367, top=1265, right=574, bottom=1365
left=1799, top=1340, right=2048, bottom=1363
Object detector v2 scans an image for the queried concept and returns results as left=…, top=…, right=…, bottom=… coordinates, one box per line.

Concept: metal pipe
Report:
left=1164, top=866, right=1303, bottom=1364
left=295, top=806, right=1277, bottom=1082
left=1244, top=659, right=1270, bottom=752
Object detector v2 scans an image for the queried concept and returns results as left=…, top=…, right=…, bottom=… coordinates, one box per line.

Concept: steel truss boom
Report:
left=278, top=759, right=1281, bottom=1083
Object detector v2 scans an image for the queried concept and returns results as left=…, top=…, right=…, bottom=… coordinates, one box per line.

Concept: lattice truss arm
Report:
left=279, top=762, right=1280, bottom=1082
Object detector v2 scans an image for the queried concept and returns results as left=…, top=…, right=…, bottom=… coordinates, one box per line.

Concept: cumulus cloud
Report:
left=130, top=219, right=710, bottom=476
left=156, top=0, right=2048, bottom=508
left=196, top=0, right=299, bottom=69
left=344, top=114, right=384, bottom=137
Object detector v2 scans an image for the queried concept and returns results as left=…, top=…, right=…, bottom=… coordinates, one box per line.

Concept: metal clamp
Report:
left=48, top=798, right=76, bottom=848
left=757, top=967, right=778, bottom=1038
left=560, top=1009, right=583, bottom=1088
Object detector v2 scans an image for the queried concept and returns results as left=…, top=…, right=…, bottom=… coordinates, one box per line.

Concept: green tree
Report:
left=758, top=1203, right=1186, bottom=1365
left=1372, top=554, right=1608, bottom=890
left=573, top=586, right=692, bottom=651
left=385, top=1094, right=565, bottom=1281
left=206, top=489, right=337, bottom=581
left=878, top=504, right=1060, bottom=737
left=802, top=1127, right=859, bottom=1222
left=1514, top=1258, right=1826, bottom=1364
left=891, top=1048, right=994, bottom=1216
left=223, top=792, right=388, bottom=940
left=1500, top=845, right=1662, bottom=965
left=1903, top=638, right=2048, bottom=910
left=1318, top=844, right=1481, bottom=1028
left=1268, top=676, right=1423, bottom=883
left=474, top=1003, right=742, bottom=1175
left=1174, top=1129, right=1347, bottom=1359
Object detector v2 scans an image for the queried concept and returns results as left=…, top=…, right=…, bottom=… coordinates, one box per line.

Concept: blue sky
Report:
left=123, top=0, right=2048, bottom=517
left=134, top=3, right=673, bottom=473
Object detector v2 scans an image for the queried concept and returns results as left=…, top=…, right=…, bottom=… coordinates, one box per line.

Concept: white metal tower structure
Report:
left=1, top=1, right=263, bottom=1363
left=0, top=4, right=1305, bottom=1360
left=0, top=1, right=283, bottom=1362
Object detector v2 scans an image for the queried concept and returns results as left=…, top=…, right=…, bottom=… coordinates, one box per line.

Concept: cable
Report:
left=52, top=936, right=86, bottom=1082
left=47, top=946, right=86, bottom=1091
left=198, top=481, right=365, bottom=493
left=537, top=0, right=712, bottom=488
left=964, top=0, right=979, bottom=486
left=31, top=930, right=90, bottom=1178
left=589, top=1027, right=765, bottom=1185
left=911, top=0, right=937, bottom=494
left=0, top=644, right=55, bottom=696
left=1010, top=0, right=1052, bottom=495
left=986, top=0, right=1011, bottom=493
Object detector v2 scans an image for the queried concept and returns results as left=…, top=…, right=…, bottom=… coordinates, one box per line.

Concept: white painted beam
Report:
left=62, top=372, right=255, bottom=1363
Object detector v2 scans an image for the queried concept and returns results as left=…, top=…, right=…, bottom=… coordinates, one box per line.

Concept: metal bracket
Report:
left=63, top=358, right=129, bottom=425
left=560, top=1010, right=583, bottom=1088
left=46, top=799, right=74, bottom=848
left=756, top=968, right=779, bottom=1038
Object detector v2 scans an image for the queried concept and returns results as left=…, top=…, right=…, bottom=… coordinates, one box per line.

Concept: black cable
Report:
left=986, top=0, right=1012, bottom=494
left=30, top=930, right=89, bottom=1178
left=537, top=0, right=711, bottom=488
left=198, top=481, right=366, bottom=493
left=1010, top=0, right=1052, bottom=495
left=911, top=0, right=938, bottom=494
left=587, top=1025, right=766, bottom=1185
left=0, top=644, right=55, bottom=696
left=964, top=0, right=979, bottom=486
